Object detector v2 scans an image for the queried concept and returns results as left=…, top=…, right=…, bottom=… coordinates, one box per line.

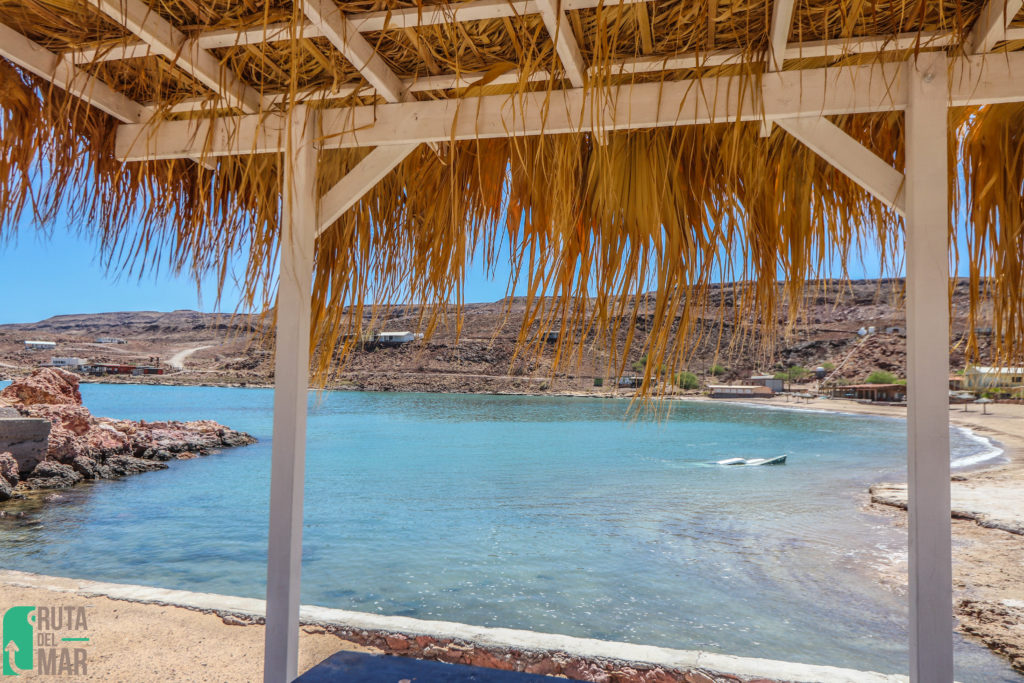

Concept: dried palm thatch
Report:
left=0, top=0, right=1023, bottom=392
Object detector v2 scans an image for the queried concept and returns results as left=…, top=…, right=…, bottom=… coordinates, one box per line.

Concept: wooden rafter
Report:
left=777, top=116, right=905, bottom=214
left=301, top=0, right=408, bottom=103
left=0, top=22, right=148, bottom=123
left=69, top=0, right=650, bottom=67
left=115, top=52, right=1024, bottom=161
left=767, top=0, right=797, bottom=71
left=968, top=0, right=1024, bottom=53
left=156, top=29, right=956, bottom=115
left=318, top=144, right=419, bottom=233
left=535, top=0, right=587, bottom=87
left=86, top=0, right=264, bottom=113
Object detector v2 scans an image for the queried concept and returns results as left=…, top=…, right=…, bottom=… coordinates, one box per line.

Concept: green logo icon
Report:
left=2, top=606, right=35, bottom=676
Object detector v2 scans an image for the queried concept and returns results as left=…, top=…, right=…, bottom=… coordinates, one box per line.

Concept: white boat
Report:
left=715, top=455, right=787, bottom=466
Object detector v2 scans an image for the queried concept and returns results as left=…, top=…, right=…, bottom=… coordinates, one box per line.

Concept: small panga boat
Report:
left=715, top=455, right=787, bottom=466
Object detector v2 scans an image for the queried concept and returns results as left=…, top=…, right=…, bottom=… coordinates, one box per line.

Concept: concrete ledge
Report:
left=0, top=416, right=50, bottom=473
left=0, top=569, right=908, bottom=683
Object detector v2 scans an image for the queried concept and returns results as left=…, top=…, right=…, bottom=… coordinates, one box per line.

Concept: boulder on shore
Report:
left=0, top=368, right=256, bottom=499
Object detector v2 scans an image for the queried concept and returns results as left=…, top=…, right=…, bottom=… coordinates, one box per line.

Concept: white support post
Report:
left=904, top=52, right=953, bottom=683
left=263, top=106, right=318, bottom=683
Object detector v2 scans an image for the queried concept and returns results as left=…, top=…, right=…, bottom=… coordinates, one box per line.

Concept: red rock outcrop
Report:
left=0, top=368, right=256, bottom=497
left=0, top=367, right=82, bottom=405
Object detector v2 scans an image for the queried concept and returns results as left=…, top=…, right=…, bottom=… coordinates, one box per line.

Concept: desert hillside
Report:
left=0, top=279, right=991, bottom=394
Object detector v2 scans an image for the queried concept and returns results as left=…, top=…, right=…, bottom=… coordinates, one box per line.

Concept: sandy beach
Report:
left=0, top=579, right=379, bottom=681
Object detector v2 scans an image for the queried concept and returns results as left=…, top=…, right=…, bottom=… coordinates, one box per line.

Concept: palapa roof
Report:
left=2, top=0, right=1024, bottom=388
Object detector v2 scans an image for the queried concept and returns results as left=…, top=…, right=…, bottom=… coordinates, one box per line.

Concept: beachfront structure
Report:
left=81, top=363, right=134, bottom=376
left=6, top=2, right=1024, bottom=681
left=829, top=383, right=907, bottom=403
left=48, top=357, right=86, bottom=368
left=708, top=385, right=774, bottom=399
left=962, top=366, right=1024, bottom=391
left=749, top=375, right=785, bottom=393
left=23, top=341, right=56, bottom=351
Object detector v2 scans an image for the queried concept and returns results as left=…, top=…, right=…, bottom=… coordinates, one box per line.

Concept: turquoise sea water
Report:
left=0, top=384, right=1019, bottom=681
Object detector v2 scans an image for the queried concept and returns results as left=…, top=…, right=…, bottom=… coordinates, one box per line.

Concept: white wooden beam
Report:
left=70, top=0, right=650, bottom=64
left=787, top=30, right=956, bottom=61
left=152, top=30, right=956, bottom=115
left=904, top=51, right=953, bottom=683
left=776, top=116, right=905, bottom=214
left=535, top=0, right=587, bottom=87
left=69, top=40, right=154, bottom=64
left=87, top=0, right=264, bottom=113
left=967, top=0, right=1024, bottom=53
left=112, top=60, right=890, bottom=159
left=302, top=0, right=409, bottom=103
left=263, top=106, right=317, bottom=683
left=0, top=23, right=148, bottom=123
left=597, top=48, right=744, bottom=76
left=318, top=144, right=419, bottom=233
left=159, top=69, right=555, bottom=114
left=116, top=53, right=1024, bottom=161
left=1005, top=25, right=1024, bottom=42
left=762, top=0, right=797, bottom=136
left=767, top=0, right=796, bottom=71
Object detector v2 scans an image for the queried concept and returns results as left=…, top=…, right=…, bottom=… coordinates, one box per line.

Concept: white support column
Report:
left=904, top=52, right=953, bottom=683
left=263, top=106, right=318, bottom=683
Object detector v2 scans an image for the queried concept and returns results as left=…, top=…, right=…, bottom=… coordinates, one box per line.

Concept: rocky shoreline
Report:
left=0, top=368, right=255, bottom=502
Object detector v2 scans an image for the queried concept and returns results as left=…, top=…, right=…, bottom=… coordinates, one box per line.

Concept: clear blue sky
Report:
left=2, top=209, right=968, bottom=326
left=0, top=220, right=517, bottom=325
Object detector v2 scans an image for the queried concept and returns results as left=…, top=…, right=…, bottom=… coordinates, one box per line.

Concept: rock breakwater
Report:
left=0, top=368, right=256, bottom=501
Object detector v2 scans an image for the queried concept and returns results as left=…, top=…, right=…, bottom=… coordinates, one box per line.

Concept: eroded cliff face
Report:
left=0, top=368, right=255, bottom=501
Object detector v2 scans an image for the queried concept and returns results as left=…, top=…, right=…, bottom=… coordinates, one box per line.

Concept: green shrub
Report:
left=785, top=365, right=808, bottom=381
left=821, top=362, right=835, bottom=371
left=709, top=364, right=726, bottom=376
left=674, top=371, right=699, bottom=390
left=865, top=370, right=898, bottom=384
left=593, top=377, right=604, bottom=387
left=631, top=356, right=647, bottom=373
left=773, top=371, right=787, bottom=380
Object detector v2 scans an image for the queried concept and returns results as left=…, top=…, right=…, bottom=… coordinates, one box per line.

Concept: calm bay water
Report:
left=0, top=383, right=1018, bottom=680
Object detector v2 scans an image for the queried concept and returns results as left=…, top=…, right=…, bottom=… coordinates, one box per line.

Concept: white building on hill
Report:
left=24, top=340, right=56, bottom=350
left=376, top=331, right=422, bottom=345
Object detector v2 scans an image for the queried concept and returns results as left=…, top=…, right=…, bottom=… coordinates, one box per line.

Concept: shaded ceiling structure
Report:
left=3, top=0, right=1024, bottom=681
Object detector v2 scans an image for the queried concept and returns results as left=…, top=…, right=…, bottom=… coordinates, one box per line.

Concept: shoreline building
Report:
left=962, top=366, right=1024, bottom=392
left=48, top=357, right=86, bottom=369
left=749, top=375, right=785, bottom=393
left=708, top=385, right=774, bottom=399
